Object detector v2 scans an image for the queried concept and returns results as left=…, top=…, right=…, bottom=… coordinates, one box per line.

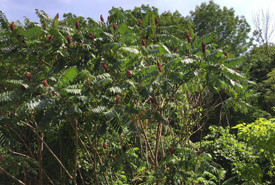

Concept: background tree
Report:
left=240, top=43, right=275, bottom=116
left=264, top=66, right=275, bottom=112
left=253, top=9, right=275, bottom=48
left=189, top=0, right=252, bottom=56
left=131, top=4, right=159, bottom=20
left=159, top=10, right=194, bottom=40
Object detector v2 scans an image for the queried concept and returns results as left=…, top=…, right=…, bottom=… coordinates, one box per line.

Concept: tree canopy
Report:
left=190, top=0, right=252, bottom=56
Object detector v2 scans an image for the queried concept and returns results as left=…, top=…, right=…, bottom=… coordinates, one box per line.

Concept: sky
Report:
left=1, top=0, right=275, bottom=41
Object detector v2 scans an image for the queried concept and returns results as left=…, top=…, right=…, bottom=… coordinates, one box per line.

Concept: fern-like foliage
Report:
left=0, top=91, right=18, bottom=103
left=58, top=66, right=78, bottom=88
left=35, top=9, right=52, bottom=28
left=0, top=11, right=8, bottom=30
left=0, top=7, right=256, bottom=185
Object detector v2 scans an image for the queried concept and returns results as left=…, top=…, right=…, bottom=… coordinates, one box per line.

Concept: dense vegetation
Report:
left=0, top=1, right=275, bottom=184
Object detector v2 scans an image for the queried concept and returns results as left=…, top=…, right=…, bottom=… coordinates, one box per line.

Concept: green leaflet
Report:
left=18, top=26, right=42, bottom=40
left=58, top=66, right=78, bottom=88
left=0, top=91, right=17, bottom=103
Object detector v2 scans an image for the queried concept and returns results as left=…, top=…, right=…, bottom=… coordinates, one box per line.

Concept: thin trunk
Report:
left=109, top=169, right=114, bottom=185
left=93, top=123, right=99, bottom=185
left=138, top=133, right=143, bottom=157
left=93, top=154, right=99, bottom=185
left=8, top=150, right=54, bottom=185
left=73, top=119, right=78, bottom=185
left=154, top=121, right=162, bottom=171
left=138, top=118, right=155, bottom=164
left=160, top=133, right=165, bottom=158
left=81, top=128, right=109, bottom=185
left=78, top=134, right=94, bottom=164
left=23, top=165, right=26, bottom=183
left=145, top=135, right=149, bottom=163
left=38, top=133, right=44, bottom=185
left=74, top=127, right=98, bottom=184
left=42, top=170, right=55, bottom=185
left=21, top=121, right=73, bottom=180
left=40, top=134, right=73, bottom=180
left=59, top=130, right=63, bottom=185
left=78, top=169, right=85, bottom=185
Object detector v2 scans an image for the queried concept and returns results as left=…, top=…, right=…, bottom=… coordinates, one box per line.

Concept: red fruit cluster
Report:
left=100, top=15, right=105, bottom=23
left=126, top=70, right=132, bottom=79
left=76, top=20, right=80, bottom=29
left=103, top=64, right=109, bottom=73
left=141, top=39, right=146, bottom=46
left=116, top=94, right=120, bottom=104
left=67, top=35, right=71, bottom=45
left=55, top=13, right=59, bottom=19
left=155, top=17, right=159, bottom=25
left=103, top=143, right=107, bottom=149
left=224, top=51, right=228, bottom=58
left=10, top=22, right=15, bottom=32
left=89, top=32, right=95, bottom=40
left=42, top=80, right=49, bottom=88
left=107, top=16, right=110, bottom=21
left=112, top=23, right=117, bottom=31
left=157, top=61, right=162, bottom=72
left=48, top=35, right=54, bottom=41
left=202, top=41, right=206, bottom=53
left=169, top=147, right=174, bottom=155
left=186, top=32, right=191, bottom=43
left=26, top=72, right=32, bottom=80
left=138, top=19, right=142, bottom=25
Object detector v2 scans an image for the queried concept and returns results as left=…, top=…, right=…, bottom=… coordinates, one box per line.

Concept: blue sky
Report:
left=1, top=0, right=275, bottom=41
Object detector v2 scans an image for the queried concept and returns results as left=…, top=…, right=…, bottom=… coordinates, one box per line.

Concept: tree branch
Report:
left=0, top=167, right=26, bottom=185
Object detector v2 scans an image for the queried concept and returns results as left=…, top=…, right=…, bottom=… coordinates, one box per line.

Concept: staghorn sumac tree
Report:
left=0, top=7, right=252, bottom=185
